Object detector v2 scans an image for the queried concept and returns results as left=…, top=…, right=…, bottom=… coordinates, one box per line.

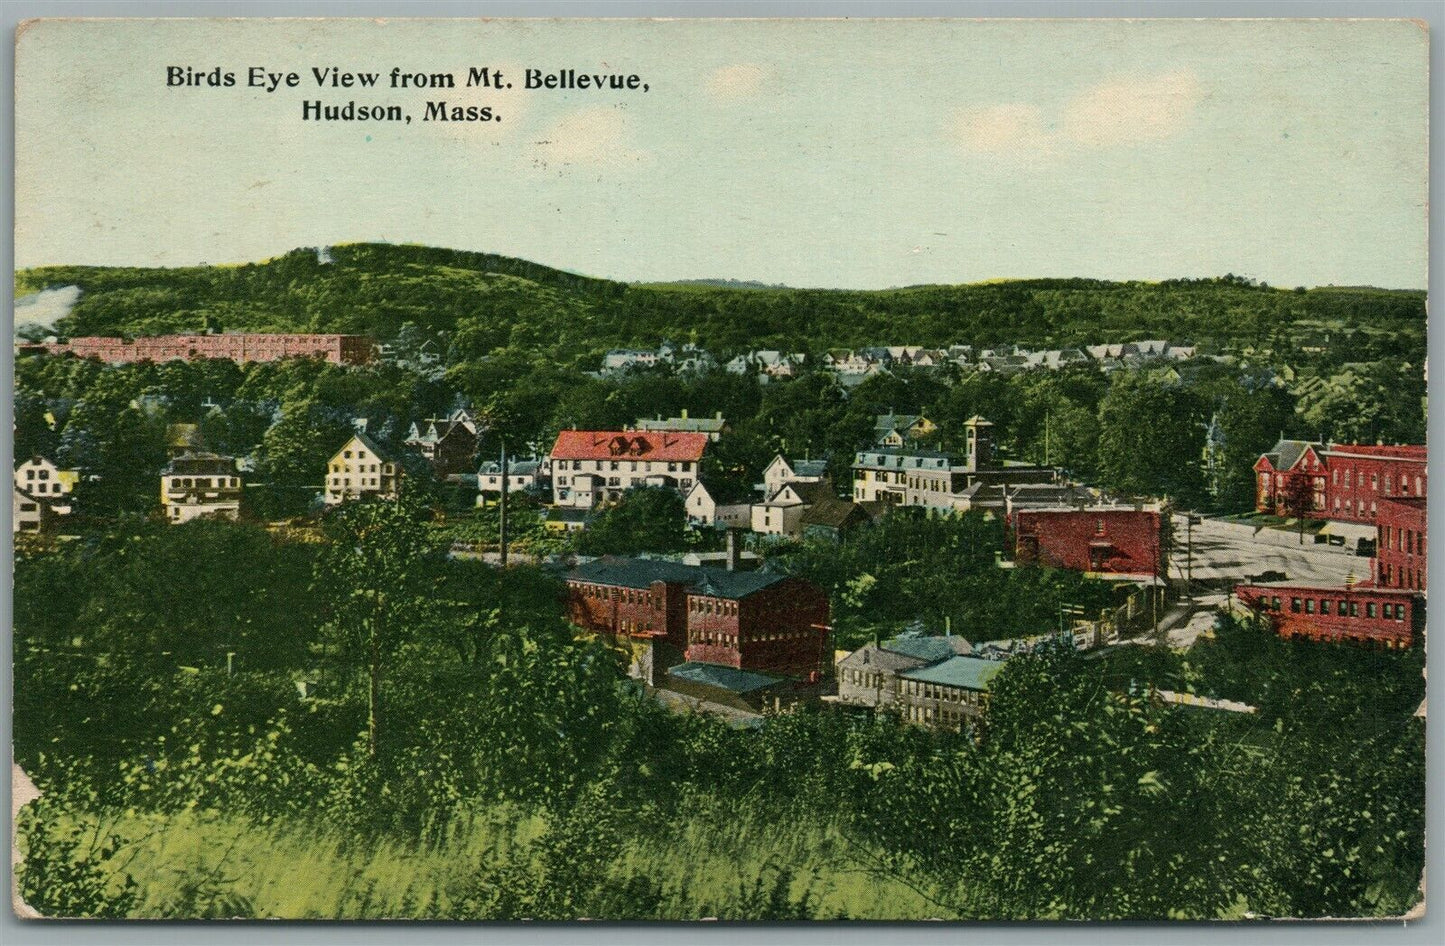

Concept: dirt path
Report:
left=11, top=762, right=42, bottom=919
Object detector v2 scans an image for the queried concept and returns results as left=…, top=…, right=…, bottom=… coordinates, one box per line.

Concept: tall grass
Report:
left=32, top=801, right=942, bottom=920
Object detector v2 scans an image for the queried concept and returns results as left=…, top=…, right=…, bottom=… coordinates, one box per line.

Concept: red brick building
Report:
left=1254, top=439, right=1426, bottom=526
left=27, top=333, right=375, bottom=366
left=1012, top=508, right=1166, bottom=581
left=1253, top=440, right=1327, bottom=518
left=1320, top=444, right=1427, bottom=524
left=1376, top=496, right=1427, bottom=592
left=566, top=556, right=830, bottom=678
left=1235, top=580, right=1421, bottom=648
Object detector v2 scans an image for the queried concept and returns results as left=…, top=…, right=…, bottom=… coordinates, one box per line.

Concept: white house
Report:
left=476, top=457, right=548, bottom=496
left=685, top=480, right=753, bottom=528
left=549, top=430, right=708, bottom=509
left=14, top=456, right=78, bottom=514
left=325, top=431, right=401, bottom=505
left=751, top=480, right=835, bottom=538
left=161, top=452, right=243, bottom=523
left=759, top=455, right=828, bottom=498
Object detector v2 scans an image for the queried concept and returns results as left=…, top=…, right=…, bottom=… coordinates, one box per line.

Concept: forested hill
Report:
left=16, top=243, right=1427, bottom=365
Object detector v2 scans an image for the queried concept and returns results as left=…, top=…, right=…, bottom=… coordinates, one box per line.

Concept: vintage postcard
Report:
left=10, top=16, right=1428, bottom=921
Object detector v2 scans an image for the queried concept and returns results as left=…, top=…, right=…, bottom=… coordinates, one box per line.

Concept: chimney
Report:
left=725, top=529, right=741, bottom=571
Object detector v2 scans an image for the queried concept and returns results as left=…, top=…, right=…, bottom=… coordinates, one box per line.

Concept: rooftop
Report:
left=668, top=662, right=784, bottom=694
left=883, top=635, right=973, bottom=663
left=568, top=555, right=792, bottom=600
left=899, top=656, right=1005, bottom=691
left=551, top=430, right=709, bottom=462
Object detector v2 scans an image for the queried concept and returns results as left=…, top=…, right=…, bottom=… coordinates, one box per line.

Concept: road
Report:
left=1167, top=515, right=1368, bottom=588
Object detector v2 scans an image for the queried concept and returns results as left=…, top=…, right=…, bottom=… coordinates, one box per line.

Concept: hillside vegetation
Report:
left=17, top=243, right=1427, bottom=365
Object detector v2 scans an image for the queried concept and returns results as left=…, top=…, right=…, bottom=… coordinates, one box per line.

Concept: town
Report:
left=10, top=250, right=1428, bottom=921
left=13, top=321, right=1426, bottom=726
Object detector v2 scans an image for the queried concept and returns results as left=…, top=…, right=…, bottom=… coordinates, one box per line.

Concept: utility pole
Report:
left=498, top=441, right=509, bottom=567
left=1185, top=514, right=1201, bottom=604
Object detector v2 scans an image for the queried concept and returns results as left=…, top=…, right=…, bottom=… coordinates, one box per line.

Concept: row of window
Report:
left=1267, top=595, right=1408, bottom=621
left=564, top=460, right=695, bottom=472
left=1381, top=525, right=1426, bottom=556
left=329, top=476, right=388, bottom=488
left=333, top=460, right=388, bottom=473
left=1332, top=468, right=1425, bottom=496
left=1379, top=564, right=1425, bottom=592
left=167, top=476, right=240, bottom=489
left=22, top=468, right=51, bottom=480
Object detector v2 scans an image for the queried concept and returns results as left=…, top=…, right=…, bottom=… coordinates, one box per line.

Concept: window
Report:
left=1338, top=600, right=1348, bottom=615
left=572, top=461, right=581, bottom=471
left=1319, top=599, right=1331, bottom=615
left=1271, top=596, right=1281, bottom=611
left=38, top=470, right=49, bottom=480
left=1366, top=602, right=1377, bottom=619
left=1304, top=599, right=1315, bottom=614
left=24, top=470, right=33, bottom=480
left=1095, top=519, right=1105, bottom=535
left=1349, top=601, right=1359, bottom=617
left=1394, top=605, right=1406, bottom=623
left=1371, top=474, right=1378, bottom=491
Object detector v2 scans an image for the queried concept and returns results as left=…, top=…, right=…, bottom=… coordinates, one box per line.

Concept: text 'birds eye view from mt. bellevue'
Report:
left=9, top=17, right=1430, bottom=922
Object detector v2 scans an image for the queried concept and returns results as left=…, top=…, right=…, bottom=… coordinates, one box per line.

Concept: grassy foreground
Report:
left=23, top=802, right=942, bottom=920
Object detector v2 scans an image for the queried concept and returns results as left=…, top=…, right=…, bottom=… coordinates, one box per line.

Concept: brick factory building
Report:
left=565, top=555, right=830, bottom=679
left=1254, top=439, right=1426, bottom=526
left=1376, top=495, right=1427, bottom=592
left=24, top=333, right=376, bottom=366
left=1235, top=580, right=1422, bottom=648
left=1012, top=508, right=1166, bottom=581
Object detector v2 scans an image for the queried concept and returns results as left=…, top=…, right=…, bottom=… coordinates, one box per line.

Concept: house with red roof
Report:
left=549, top=430, right=709, bottom=509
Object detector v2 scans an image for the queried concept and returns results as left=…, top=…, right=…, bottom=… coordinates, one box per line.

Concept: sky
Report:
left=14, top=18, right=1430, bottom=289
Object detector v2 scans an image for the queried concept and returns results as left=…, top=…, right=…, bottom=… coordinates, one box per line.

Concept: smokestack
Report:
left=725, top=529, right=741, bottom=572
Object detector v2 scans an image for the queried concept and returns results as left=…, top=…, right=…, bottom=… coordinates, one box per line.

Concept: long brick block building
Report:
left=1254, top=439, right=1426, bottom=526
left=1376, top=496, right=1427, bottom=592
left=566, top=556, right=830, bottom=679
left=26, top=333, right=376, bottom=366
left=1012, top=508, right=1165, bottom=581
left=1235, top=580, right=1422, bottom=648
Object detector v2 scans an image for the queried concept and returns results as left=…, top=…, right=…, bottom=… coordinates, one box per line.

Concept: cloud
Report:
left=533, top=106, right=650, bottom=167
left=1062, top=70, right=1203, bottom=147
left=955, top=103, right=1051, bottom=155
left=955, top=70, right=1202, bottom=155
left=707, top=63, right=769, bottom=101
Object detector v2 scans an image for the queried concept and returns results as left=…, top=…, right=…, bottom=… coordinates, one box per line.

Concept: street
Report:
left=1167, top=514, right=1368, bottom=589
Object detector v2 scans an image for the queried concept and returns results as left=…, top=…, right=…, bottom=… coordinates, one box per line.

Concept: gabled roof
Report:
left=874, top=412, right=921, bottom=432
left=1259, top=439, right=1321, bottom=472
left=789, top=459, right=829, bottom=479
left=766, top=480, right=836, bottom=506
left=668, top=662, right=784, bottom=694
left=883, top=635, right=973, bottom=663
left=479, top=458, right=543, bottom=476
left=163, top=451, right=237, bottom=476
left=799, top=495, right=872, bottom=530
left=339, top=430, right=396, bottom=463
left=836, top=644, right=929, bottom=673
left=550, top=430, right=708, bottom=462
left=899, top=655, right=1004, bottom=691
left=568, top=555, right=792, bottom=600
